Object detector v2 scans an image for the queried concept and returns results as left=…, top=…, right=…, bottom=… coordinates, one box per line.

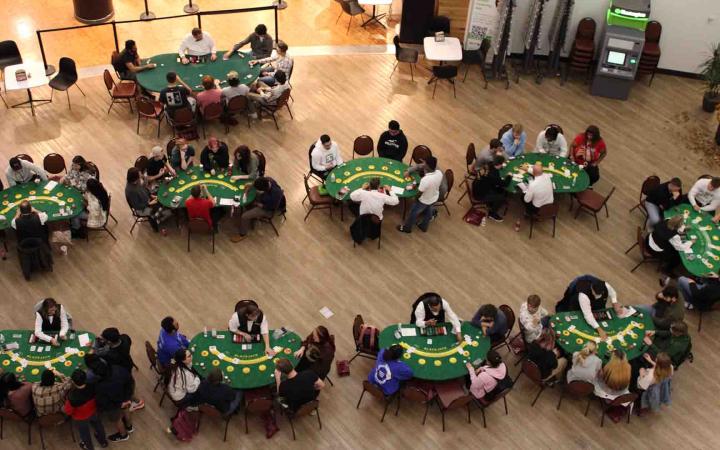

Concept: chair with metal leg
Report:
left=339, top=1, right=366, bottom=34
left=49, top=57, right=85, bottom=109
left=391, top=35, right=419, bottom=81
left=431, top=65, right=458, bottom=99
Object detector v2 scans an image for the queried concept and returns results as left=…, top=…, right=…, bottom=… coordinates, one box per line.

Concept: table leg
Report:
left=361, top=5, right=387, bottom=28
left=402, top=198, right=407, bottom=220
left=8, top=88, right=51, bottom=115
left=28, top=89, right=34, bottom=116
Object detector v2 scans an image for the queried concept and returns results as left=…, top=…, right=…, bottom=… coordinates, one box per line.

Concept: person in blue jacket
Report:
left=500, top=123, right=527, bottom=157
left=368, top=345, right=414, bottom=396
left=157, top=316, right=190, bottom=367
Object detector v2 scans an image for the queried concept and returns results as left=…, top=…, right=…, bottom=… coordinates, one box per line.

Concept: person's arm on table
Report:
left=34, top=312, right=58, bottom=345
left=383, top=188, right=399, bottom=206
left=225, top=34, right=252, bottom=60
left=688, top=180, right=702, bottom=212
left=578, top=293, right=606, bottom=339
left=208, top=34, right=217, bottom=61
left=178, top=36, right=191, bottom=64
left=442, top=300, right=463, bottom=343
left=260, top=316, right=275, bottom=357
left=414, top=303, right=431, bottom=328
left=59, top=306, right=69, bottom=339
left=228, top=313, right=251, bottom=341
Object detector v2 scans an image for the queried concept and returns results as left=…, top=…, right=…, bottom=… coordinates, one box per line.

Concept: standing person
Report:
left=466, top=349, right=507, bottom=401
left=159, top=72, right=196, bottom=116
left=294, top=326, right=336, bottom=380
left=200, top=137, right=230, bottom=173
left=518, top=162, right=554, bottom=216
left=348, top=177, right=399, bottom=220
left=410, top=292, right=463, bottom=343
left=5, top=157, right=47, bottom=186
left=12, top=201, right=48, bottom=242
left=518, top=294, right=548, bottom=343
left=230, top=177, right=285, bottom=242
left=157, top=316, right=190, bottom=367
left=93, top=327, right=144, bottom=412
left=472, top=156, right=512, bottom=222
left=594, top=350, right=631, bottom=400
left=471, top=304, right=508, bottom=343
left=688, top=176, right=720, bottom=223
left=474, top=138, right=506, bottom=170
left=196, top=75, right=222, bottom=115
left=84, top=355, right=134, bottom=443
left=166, top=349, right=201, bottom=407
left=500, top=123, right=527, bottom=157
left=64, top=370, right=108, bottom=450
left=570, top=125, right=607, bottom=186
left=367, top=345, right=413, bottom=396
left=310, top=134, right=343, bottom=179
left=251, top=40, right=294, bottom=86
left=33, top=298, right=69, bottom=345
left=534, top=126, right=568, bottom=157
left=566, top=341, right=603, bottom=383
left=397, top=156, right=443, bottom=233
left=644, top=177, right=684, bottom=230
left=275, top=358, right=325, bottom=412
left=526, top=328, right=567, bottom=382
left=169, top=138, right=196, bottom=171
left=113, top=39, right=156, bottom=81
left=645, top=216, right=695, bottom=273
left=228, top=300, right=276, bottom=357
left=676, top=274, right=720, bottom=310
left=231, top=146, right=260, bottom=181
left=377, top=120, right=409, bottom=162
left=221, top=71, right=250, bottom=105
left=61, top=155, right=95, bottom=192
left=32, top=369, right=73, bottom=416
left=224, top=24, right=274, bottom=60
left=185, top=184, right=223, bottom=232
left=178, top=28, right=217, bottom=64
left=0, top=373, right=33, bottom=417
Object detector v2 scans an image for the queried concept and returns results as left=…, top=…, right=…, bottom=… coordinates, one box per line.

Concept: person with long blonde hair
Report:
left=594, top=350, right=631, bottom=400
left=639, top=353, right=674, bottom=412
left=567, top=341, right=602, bottom=383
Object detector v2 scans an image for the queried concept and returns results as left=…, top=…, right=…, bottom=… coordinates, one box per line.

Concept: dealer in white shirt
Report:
left=349, top=178, right=399, bottom=220
left=688, top=176, right=720, bottom=223
left=178, top=28, right=217, bottom=64
left=413, top=294, right=463, bottom=343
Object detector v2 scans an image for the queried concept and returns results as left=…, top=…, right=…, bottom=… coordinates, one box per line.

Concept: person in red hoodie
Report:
left=64, top=370, right=108, bottom=450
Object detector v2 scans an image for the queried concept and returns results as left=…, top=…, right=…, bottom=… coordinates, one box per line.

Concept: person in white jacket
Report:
left=178, top=28, right=216, bottom=64
left=688, top=177, right=720, bottom=222
left=519, top=162, right=554, bottom=215
left=166, top=349, right=201, bottom=406
left=310, top=134, right=343, bottom=179
left=535, top=126, right=568, bottom=158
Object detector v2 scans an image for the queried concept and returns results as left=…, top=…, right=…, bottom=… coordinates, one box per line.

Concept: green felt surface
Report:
left=156, top=166, right=256, bottom=209
left=324, top=158, right=420, bottom=200
left=0, top=181, right=84, bottom=231
left=189, top=330, right=301, bottom=390
left=378, top=322, right=490, bottom=381
left=550, top=308, right=654, bottom=361
left=0, top=330, right=95, bottom=382
left=499, top=153, right=590, bottom=194
left=136, top=52, right=263, bottom=93
left=665, top=205, right=720, bottom=277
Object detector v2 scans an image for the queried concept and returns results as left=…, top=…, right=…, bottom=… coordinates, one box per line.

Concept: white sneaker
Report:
left=249, top=113, right=258, bottom=119
left=684, top=301, right=694, bottom=310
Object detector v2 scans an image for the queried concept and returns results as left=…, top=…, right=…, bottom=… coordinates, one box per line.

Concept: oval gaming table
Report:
left=156, top=166, right=256, bottom=209
left=136, top=52, right=263, bottom=93
left=550, top=308, right=654, bottom=361
left=378, top=322, right=490, bottom=381
left=0, top=181, right=83, bottom=231
left=664, top=205, right=720, bottom=277
left=0, top=329, right=95, bottom=382
left=189, top=329, right=302, bottom=390
left=499, top=153, right=590, bottom=194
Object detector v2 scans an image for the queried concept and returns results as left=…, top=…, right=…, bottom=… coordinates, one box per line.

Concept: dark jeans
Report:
left=75, top=415, right=107, bottom=450
left=210, top=207, right=225, bottom=229
left=479, top=192, right=506, bottom=214
left=524, top=201, right=539, bottom=216
left=403, top=201, right=434, bottom=231
left=586, top=164, right=600, bottom=185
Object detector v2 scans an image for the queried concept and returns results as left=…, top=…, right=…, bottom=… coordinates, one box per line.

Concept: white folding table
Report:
left=3, top=63, right=51, bottom=116
left=360, top=0, right=393, bottom=28
left=423, top=37, right=463, bottom=84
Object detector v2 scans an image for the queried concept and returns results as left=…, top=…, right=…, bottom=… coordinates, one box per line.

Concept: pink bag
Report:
left=171, top=409, right=199, bottom=442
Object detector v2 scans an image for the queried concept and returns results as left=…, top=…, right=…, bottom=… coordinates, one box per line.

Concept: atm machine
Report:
left=590, top=0, right=651, bottom=100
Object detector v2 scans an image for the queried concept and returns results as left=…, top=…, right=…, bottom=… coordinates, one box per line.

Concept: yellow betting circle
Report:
left=335, top=178, right=343, bottom=183
left=15, top=194, right=22, bottom=199
left=64, top=361, right=72, bottom=366
left=31, top=368, right=40, bottom=375
left=242, top=367, right=250, bottom=374
left=43, top=190, right=49, bottom=194
left=381, top=166, right=388, bottom=171
left=344, top=171, right=351, bottom=176
left=258, top=364, right=267, bottom=372
left=1, top=201, right=7, bottom=206
left=67, top=198, right=74, bottom=203
left=29, top=191, right=36, bottom=195
left=576, top=338, right=583, bottom=344
left=191, top=175, right=198, bottom=180
left=403, top=353, right=411, bottom=359
left=368, top=165, right=375, bottom=170
left=226, top=366, right=234, bottom=372
left=355, top=167, right=362, bottom=172
left=394, top=170, right=401, bottom=175
left=463, top=351, right=470, bottom=357
left=433, top=360, right=442, bottom=367
left=562, top=330, right=570, bottom=336
left=418, top=359, right=426, bottom=365
left=15, top=367, right=23, bottom=373
left=398, top=341, right=468, bottom=358
left=449, top=357, right=457, bottom=364
left=471, top=341, right=479, bottom=347
left=200, top=350, right=209, bottom=357
left=77, top=351, right=85, bottom=358
left=2, top=360, right=9, bottom=366
left=620, top=341, right=628, bottom=347
left=212, top=360, right=220, bottom=366
left=204, top=173, right=211, bottom=178
left=168, top=187, right=176, bottom=192
left=56, top=192, right=63, bottom=198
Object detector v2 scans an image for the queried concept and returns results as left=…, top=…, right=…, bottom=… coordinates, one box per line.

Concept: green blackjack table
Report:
left=550, top=308, right=654, bottom=361
left=324, top=157, right=421, bottom=201
left=499, top=153, right=590, bottom=194
left=156, top=166, right=256, bottom=209
left=664, top=205, right=720, bottom=277
left=0, top=181, right=84, bottom=231
left=378, top=322, right=490, bottom=381
left=136, top=52, right=263, bottom=93
left=0, top=330, right=95, bottom=382
left=189, top=330, right=302, bottom=390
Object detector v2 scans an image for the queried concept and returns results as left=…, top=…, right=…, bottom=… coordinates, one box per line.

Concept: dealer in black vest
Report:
left=228, top=299, right=276, bottom=357
left=33, top=298, right=69, bottom=346
left=558, top=275, right=622, bottom=341
left=11, top=201, right=49, bottom=243
left=410, top=292, right=463, bottom=343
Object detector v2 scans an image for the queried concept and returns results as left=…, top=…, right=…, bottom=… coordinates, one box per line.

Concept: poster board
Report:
left=463, top=0, right=500, bottom=50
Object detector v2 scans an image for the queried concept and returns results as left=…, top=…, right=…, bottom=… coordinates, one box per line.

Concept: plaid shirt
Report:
left=32, top=378, right=72, bottom=416
left=258, top=54, right=294, bottom=77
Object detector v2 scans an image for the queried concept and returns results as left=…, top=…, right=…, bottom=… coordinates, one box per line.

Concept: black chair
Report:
left=391, top=35, right=419, bottom=81
left=17, top=237, right=53, bottom=281
left=427, top=16, right=451, bottom=36
left=340, top=0, right=366, bottom=34
left=0, top=40, right=22, bottom=76
left=49, top=57, right=85, bottom=109
left=86, top=195, right=117, bottom=241
left=462, top=38, right=491, bottom=87
left=258, top=89, right=293, bottom=130
left=431, top=66, right=457, bottom=99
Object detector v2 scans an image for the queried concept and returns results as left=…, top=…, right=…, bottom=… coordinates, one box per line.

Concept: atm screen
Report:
left=607, top=51, right=626, bottom=66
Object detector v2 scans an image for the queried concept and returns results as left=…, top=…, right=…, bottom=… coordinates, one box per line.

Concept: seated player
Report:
left=224, top=24, right=274, bottom=60
left=518, top=294, right=548, bottom=343
left=247, top=70, right=289, bottom=114
left=676, top=274, right=720, bottom=310
left=146, top=146, right=176, bottom=185
left=688, top=176, right=720, bottom=223
left=310, top=134, right=344, bottom=180
left=406, top=155, right=448, bottom=201
left=377, top=120, right=408, bottom=162
left=594, top=350, right=631, bottom=400
left=275, top=358, right=325, bottom=413
left=466, top=349, right=507, bottom=401
left=61, top=155, right=95, bottom=192
left=112, top=39, right=155, bottom=81
left=472, top=155, right=511, bottom=222
left=252, top=40, right=294, bottom=86
left=500, top=123, right=526, bottom=157
left=645, top=177, right=684, bottom=230
left=196, top=75, right=222, bottom=115
left=231, top=177, right=285, bottom=243
left=534, top=125, right=568, bottom=157
left=348, top=177, right=399, bottom=220
left=231, top=146, right=260, bottom=181
left=639, top=285, right=684, bottom=331
left=221, top=71, right=249, bottom=106
left=32, top=369, right=73, bottom=417
left=200, top=137, right=230, bottom=173
left=194, top=368, right=243, bottom=416
left=6, top=157, right=47, bottom=186
left=638, top=353, right=673, bottom=413
left=474, top=138, right=506, bottom=172
left=33, top=298, right=69, bottom=346
left=169, top=138, right=196, bottom=171
left=157, top=316, right=190, bottom=367
left=526, top=328, right=567, bottom=382
left=566, top=341, right=602, bottom=383
left=159, top=72, right=196, bottom=116
left=228, top=300, right=275, bottom=356
left=368, top=345, right=413, bottom=396
left=518, top=162, right=553, bottom=216
left=165, top=349, right=201, bottom=407
left=555, top=275, right=620, bottom=340
left=0, top=373, right=33, bottom=418
left=124, top=167, right=171, bottom=232
left=643, top=321, right=691, bottom=367
left=12, top=201, right=48, bottom=242
left=294, top=326, right=336, bottom=380
left=185, top=184, right=223, bottom=232
left=471, top=304, right=508, bottom=343
left=410, top=292, right=463, bottom=343
left=570, top=125, right=606, bottom=186
left=179, top=27, right=216, bottom=64
left=645, top=215, right=694, bottom=274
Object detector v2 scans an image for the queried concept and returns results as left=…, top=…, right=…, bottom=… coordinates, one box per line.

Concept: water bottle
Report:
left=330, top=172, right=336, bottom=182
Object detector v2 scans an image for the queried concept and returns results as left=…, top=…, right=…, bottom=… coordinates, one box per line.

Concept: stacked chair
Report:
left=562, top=18, right=596, bottom=85
left=637, top=21, right=662, bottom=86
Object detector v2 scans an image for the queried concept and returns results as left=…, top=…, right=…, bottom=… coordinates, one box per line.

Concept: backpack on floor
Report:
left=463, top=206, right=486, bottom=226
left=171, top=409, right=199, bottom=442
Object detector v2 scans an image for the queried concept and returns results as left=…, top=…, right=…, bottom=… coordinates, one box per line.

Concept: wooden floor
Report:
left=1, top=54, right=720, bottom=450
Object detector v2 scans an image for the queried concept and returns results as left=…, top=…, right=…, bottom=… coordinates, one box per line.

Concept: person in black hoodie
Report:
left=84, top=354, right=134, bottom=443
left=64, top=369, right=108, bottom=450
left=193, top=368, right=243, bottom=416
left=645, top=177, right=684, bottom=230
left=94, top=327, right=144, bottom=412
left=472, top=155, right=512, bottom=222
left=377, top=120, right=408, bottom=162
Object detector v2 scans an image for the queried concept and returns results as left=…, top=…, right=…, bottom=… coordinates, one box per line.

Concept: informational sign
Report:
left=463, top=0, right=500, bottom=50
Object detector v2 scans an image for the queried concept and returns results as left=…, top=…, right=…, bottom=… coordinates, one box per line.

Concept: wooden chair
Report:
left=475, top=387, right=511, bottom=428
left=697, top=303, right=720, bottom=333
left=42, top=153, right=66, bottom=175
left=169, top=106, right=197, bottom=138
left=562, top=17, right=596, bottom=85
left=253, top=150, right=266, bottom=177
left=462, top=177, right=486, bottom=208
left=510, top=322, right=530, bottom=366
left=286, top=400, right=321, bottom=440
left=36, top=412, right=74, bottom=450
left=128, top=205, right=152, bottom=235
left=197, top=404, right=231, bottom=441
left=103, top=69, right=136, bottom=114
left=599, top=393, right=638, bottom=427
left=243, top=388, right=274, bottom=434
left=518, top=359, right=553, bottom=406
left=0, top=407, right=33, bottom=444
left=134, top=155, right=149, bottom=173
left=353, top=135, right=374, bottom=158
left=137, top=96, right=165, bottom=137
left=15, top=153, right=34, bottom=163
left=356, top=380, right=396, bottom=422
left=410, top=145, right=432, bottom=164
left=394, top=380, right=436, bottom=425
left=492, top=304, right=515, bottom=352
left=144, top=341, right=166, bottom=395
left=434, top=379, right=474, bottom=432
left=572, top=187, right=616, bottom=231
left=434, top=169, right=454, bottom=216
left=431, top=65, right=458, bottom=99
left=256, top=198, right=287, bottom=237
left=187, top=217, right=215, bottom=253
left=226, top=95, right=251, bottom=130
left=200, top=102, right=224, bottom=139
left=457, top=143, right=477, bottom=204
left=349, top=314, right=379, bottom=362
left=391, top=35, right=419, bottom=81
left=497, top=123, right=513, bottom=140
left=86, top=194, right=117, bottom=241
left=556, top=380, right=594, bottom=415
left=258, top=89, right=293, bottom=130
left=86, top=161, right=101, bottom=181
left=529, top=202, right=560, bottom=239
left=628, top=175, right=660, bottom=218
left=624, top=226, right=661, bottom=272
left=303, top=173, right=333, bottom=221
